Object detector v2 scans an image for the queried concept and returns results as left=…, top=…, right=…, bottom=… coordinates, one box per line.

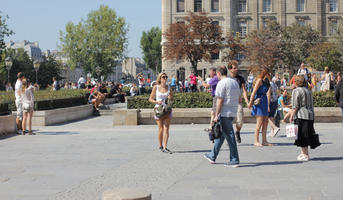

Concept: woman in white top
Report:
left=321, top=66, right=331, bottom=91
left=149, top=73, right=174, bottom=154
left=21, top=79, right=35, bottom=135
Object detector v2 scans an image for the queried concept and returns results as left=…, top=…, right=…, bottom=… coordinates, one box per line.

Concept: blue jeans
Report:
left=208, top=117, right=240, bottom=165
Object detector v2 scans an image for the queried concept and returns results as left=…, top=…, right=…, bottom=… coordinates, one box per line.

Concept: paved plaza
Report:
left=0, top=116, right=342, bottom=200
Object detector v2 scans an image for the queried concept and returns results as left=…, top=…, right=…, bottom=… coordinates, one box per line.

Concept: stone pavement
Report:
left=0, top=116, right=342, bottom=200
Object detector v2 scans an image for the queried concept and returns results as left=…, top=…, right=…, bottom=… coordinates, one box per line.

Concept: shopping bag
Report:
left=286, top=124, right=298, bottom=139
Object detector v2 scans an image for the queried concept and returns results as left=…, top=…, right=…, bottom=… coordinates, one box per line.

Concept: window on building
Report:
left=211, top=0, right=219, bottom=12
left=211, top=21, right=219, bottom=25
left=194, top=0, right=202, bottom=12
left=296, top=0, right=305, bottom=12
left=177, top=0, right=185, bottom=12
left=297, top=19, right=305, bottom=26
left=177, top=21, right=185, bottom=24
left=239, top=0, right=247, bottom=13
left=239, top=21, right=247, bottom=36
left=263, top=0, right=272, bottom=12
left=330, top=20, right=338, bottom=35
left=329, top=0, right=338, bottom=12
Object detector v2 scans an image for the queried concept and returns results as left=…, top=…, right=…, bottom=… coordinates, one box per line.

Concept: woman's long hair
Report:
left=21, top=78, right=28, bottom=93
left=252, top=68, right=271, bottom=88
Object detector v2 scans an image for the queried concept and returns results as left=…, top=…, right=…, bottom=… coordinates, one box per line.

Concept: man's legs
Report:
left=235, top=103, right=243, bottom=143
left=208, top=133, right=225, bottom=161
left=222, top=117, right=240, bottom=165
left=15, top=100, right=23, bottom=134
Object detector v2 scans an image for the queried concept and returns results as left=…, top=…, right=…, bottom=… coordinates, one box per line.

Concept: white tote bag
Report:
left=286, top=124, right=298, bottom=139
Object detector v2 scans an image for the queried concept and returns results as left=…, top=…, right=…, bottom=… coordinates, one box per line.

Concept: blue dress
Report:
left=251, top=82, right=269, bottom=116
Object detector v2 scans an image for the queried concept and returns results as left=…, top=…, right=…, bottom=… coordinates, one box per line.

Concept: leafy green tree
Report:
left=37, top=56, right=63, bottom=88
left=306, top=42, right=342, bottom=72
left=278, top=24, right=321, bottom=72
left=0, top=12, right=14, bottom=63
left=59, top=5, right=128, bottom=79
left=140, top=27, right=161, bottom=74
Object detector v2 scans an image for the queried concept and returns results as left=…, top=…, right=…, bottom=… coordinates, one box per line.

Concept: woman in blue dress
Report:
left=248, top=68, right=272, bottom=147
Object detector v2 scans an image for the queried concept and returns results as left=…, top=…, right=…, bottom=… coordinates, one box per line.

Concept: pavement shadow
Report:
left=174, top=149, right=229, bottom=154
left=52, top=116, right=99, bottom=126
left=311, top=157, right=343, bottom=161
left=0, top=133, right=18, bottom=140
left=37, top=131, right=80, bottom=135
left=234, top=160, right=301, bottom=167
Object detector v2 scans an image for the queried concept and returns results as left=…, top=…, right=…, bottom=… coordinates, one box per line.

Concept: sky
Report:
left=1, top=0, right=162, bottom=58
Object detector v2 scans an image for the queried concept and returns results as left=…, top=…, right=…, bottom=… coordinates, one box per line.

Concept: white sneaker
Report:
left=224, top=163, right=239, bottom=168
left=297, top=154, right=309, bottom=161
left=271, top=127, right=280, bottom=137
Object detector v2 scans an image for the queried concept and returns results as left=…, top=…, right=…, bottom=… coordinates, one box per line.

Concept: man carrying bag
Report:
left=203, top=66, right=242, bottom=168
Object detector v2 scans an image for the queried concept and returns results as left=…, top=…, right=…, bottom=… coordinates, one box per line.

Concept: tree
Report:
left=0, top=12, right=14, bottom=63
left=140, top=27, right=162, bottom=74
left=221, top=31, right=245, bottom=63
left=306, top=42, right=342, bottom=72
left=163, top=12, right=223, bottom=74
left=333, top=25, right=343, bottom=59
left=244, top=28, right=281, bottom=72
left=59, top=5, right=128, bottom=79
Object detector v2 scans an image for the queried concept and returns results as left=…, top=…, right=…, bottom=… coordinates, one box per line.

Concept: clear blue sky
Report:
left=1, top=0, right=161, bottom=58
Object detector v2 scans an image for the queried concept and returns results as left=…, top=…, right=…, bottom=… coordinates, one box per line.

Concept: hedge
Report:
left=127, top=91, right=337, bottom=109
left=0, top=89, right=90, bottom=115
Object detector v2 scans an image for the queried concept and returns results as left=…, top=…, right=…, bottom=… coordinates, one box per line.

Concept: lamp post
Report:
left=33, top=60, right=40, bottom=84
left=5, top=57, right=13, bottom=84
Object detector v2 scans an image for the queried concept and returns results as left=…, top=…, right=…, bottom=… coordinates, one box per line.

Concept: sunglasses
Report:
left=161, top=76, right=168, bottom=79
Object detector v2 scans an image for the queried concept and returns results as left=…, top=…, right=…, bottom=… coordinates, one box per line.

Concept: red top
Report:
left=189, top=74, right=197, bottom=85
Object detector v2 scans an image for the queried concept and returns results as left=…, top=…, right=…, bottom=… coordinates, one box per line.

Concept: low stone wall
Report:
left=113, top=107, right=342, bottom=126
left=13, top=104, right=93, bottom=126
left=0, top=115, right=16, bottom=135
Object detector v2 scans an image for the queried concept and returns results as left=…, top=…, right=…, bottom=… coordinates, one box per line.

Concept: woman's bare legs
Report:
left=262, top=117, right=272, bottom=146
left=22, top=112, right=27, bottom=135
left=156, top=119, right=164, bottom=148
left=28, top=111, right=33, bottom=134
left=301, top=147, right=309, bottom=157
left=254, top=116, right=263, bottom=146
left=162, top=116, right=171, bottom=149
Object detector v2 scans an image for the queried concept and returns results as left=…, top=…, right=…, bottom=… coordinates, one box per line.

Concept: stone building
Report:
left=162, top=0, right=343, bottom=80
left=122, top=58, right=155, bottom=82
left=6, top=40, right=42, bottom=61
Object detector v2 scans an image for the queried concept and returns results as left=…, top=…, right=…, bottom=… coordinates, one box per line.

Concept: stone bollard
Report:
left=103, top=188, right=151, bottom=200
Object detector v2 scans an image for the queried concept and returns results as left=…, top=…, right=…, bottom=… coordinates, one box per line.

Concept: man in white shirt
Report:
left=78, top=75, right=86, bottom=89
left=15, top=72, right=24, bottom=134
left=203, top=66, right=241, bottom=168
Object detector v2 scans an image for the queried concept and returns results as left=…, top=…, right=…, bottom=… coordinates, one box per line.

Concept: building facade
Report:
left=122, top=58, right=155, bottom=82
left=162, top=0, right=343, bottom=79
left=6, top=40, right=43, bottom=61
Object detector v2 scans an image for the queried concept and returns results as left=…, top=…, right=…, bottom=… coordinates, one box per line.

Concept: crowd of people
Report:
left=149, top=61, right=343, bottom=168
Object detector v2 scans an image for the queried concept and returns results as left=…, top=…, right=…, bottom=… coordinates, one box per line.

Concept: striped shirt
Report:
left=291, top=87, right=314, bottom=120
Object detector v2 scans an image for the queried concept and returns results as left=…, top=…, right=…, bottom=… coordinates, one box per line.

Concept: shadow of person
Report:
left=310, top=157, right=343, bottom=161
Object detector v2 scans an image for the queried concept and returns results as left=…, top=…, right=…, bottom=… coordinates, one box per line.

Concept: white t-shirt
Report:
left=78, top=77, right=85, bottom=85
left=298, top=68, right=309, bottom=81
left=15, top=79, right=22, bottom=101
left=215, top=77, right=241, bottom=118
left=184, top=80, right=189, bottom=87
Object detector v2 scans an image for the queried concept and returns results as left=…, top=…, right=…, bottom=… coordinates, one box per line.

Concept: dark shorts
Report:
left=268, top=101, right=278, bottom=118
left=212, top=96, right=217, bottom=112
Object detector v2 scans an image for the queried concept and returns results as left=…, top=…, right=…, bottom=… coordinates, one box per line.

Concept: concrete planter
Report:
left=13, top=104, right=93, bottom=126
left=113, top=107, right=342, bottom=126
left=0, top=115, right=16, bottom=135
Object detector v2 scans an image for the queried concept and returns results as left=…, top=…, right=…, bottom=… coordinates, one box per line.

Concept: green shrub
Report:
left=0, top=103, right=9, bottom=115
left=127, top=91, right=337, bottom=109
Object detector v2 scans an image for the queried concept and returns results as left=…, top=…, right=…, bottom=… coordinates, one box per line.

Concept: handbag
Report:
left=154, top=99, right=172, bottom=118
left=253, top=98, right=261, bottom=105
left=209, top=119, right=222, bottom=143
left=286, top=123, right=298, bottom=139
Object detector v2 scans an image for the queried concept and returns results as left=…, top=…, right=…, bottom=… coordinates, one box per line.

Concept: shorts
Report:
left=15, top=100, right=23, bottom=120
left=236, top=103, right=244, bottom=128
left=23, top=103, right=34, bottom=113
left=212, top=96, right=217, bottom=113
left=154, top=110, right=173, bottom=120
left=268, top=101, right=278, bottom=118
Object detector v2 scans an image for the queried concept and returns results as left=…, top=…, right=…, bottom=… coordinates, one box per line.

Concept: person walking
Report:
left=228, top=60, right=249, bottom=143
left=15, top=72, right=24, bottom=135
left=248, top=68, right=273, bottom=147
left=268, top=77, right=280, bottom=137
left=198, top=67, right=219, bottom=132
left=149, top=73, right=174, bottom=154
left=21, top=79, right=35, bottom=135
left=321, top=67, right=331, bottom=91
left=203, top=66, right=241, bottom=167
left=335, top=77, right=343, bottom=127
left=290, top=75, right=320, bottom=161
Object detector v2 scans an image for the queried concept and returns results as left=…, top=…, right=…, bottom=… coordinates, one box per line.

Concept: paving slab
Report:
left=0, top=116, right=342, bottom=200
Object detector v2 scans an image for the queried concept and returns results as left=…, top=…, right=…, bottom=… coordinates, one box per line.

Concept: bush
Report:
left=0, top=89, right=90, bottom=112
left=127, top=91, right=337, bottom=109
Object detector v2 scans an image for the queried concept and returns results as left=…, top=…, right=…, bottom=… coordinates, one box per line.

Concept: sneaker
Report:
left=159, top=146, right=164, bottom=152
left=235, top=131, right=241, bottom=143
left=297, top=154, right=309, bottom=161
left=163, top=148, right=173, bottom=154
left=224, top=163, right=239, bottom=168
left=17, top=130, right=23, bottom=135
left=271, top=127, right=280, bottom=137
left=203, top=154, right=215, bottom=164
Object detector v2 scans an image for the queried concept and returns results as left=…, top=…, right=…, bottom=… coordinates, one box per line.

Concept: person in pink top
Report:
left=189, top=72, right=197, bottom=92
